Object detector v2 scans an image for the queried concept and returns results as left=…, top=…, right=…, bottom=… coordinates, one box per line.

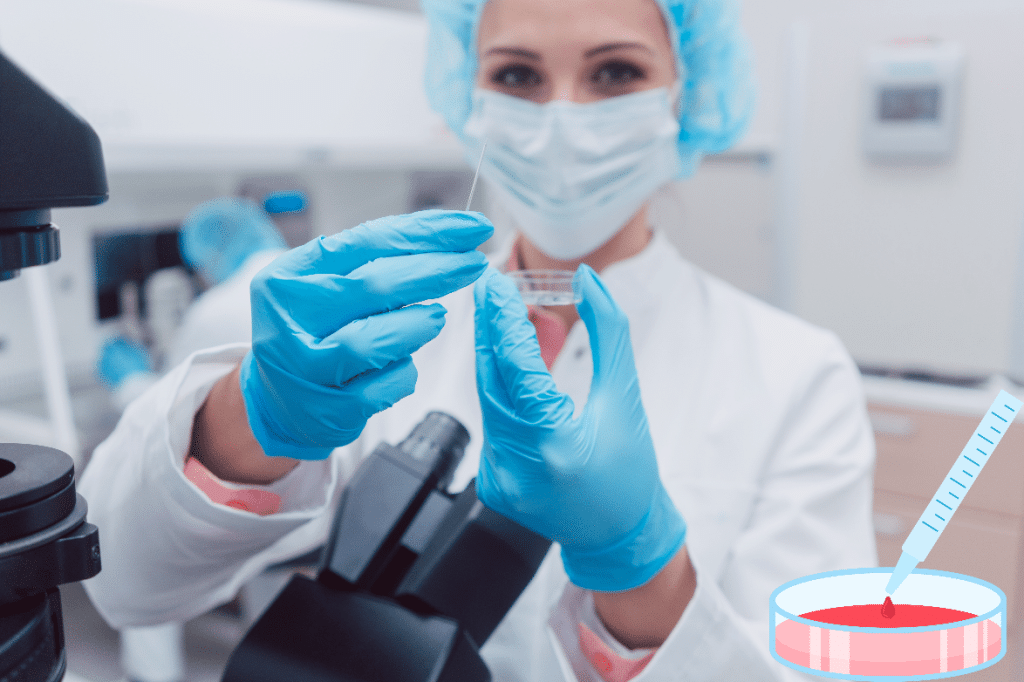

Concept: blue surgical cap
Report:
left=179, top=198, right=286, bottom=285
left=421, top=0, right=755, bottom=176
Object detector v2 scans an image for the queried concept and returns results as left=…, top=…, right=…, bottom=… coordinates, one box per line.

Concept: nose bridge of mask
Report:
left=552, top=90, right=679, bottom=202
left=545, top=103, right=581, bottom=199
left=555, top=88, right=679, bottom=169
left=462, top=85, right=682, bottom=206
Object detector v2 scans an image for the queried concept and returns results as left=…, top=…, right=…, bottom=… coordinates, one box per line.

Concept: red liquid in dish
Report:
left=802, top=598, right=976, bottom=628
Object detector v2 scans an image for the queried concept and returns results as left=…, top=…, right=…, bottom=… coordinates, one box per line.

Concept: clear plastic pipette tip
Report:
left=886, top=551, right=920, bottom=596
left=465, top=143, right=487, bottom=212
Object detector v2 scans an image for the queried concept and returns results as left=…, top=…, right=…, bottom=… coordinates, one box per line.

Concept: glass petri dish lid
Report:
left=507, top=270, right=581, bottom=306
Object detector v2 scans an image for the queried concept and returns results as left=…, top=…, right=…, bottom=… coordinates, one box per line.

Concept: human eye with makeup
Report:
left=483, top=44, right=661, bottom=103
left=589, top=57, right=650, bottom=97
left=489, top=60, right=544, bottom=97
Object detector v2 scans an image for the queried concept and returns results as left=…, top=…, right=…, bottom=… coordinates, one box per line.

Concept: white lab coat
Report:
left=81, top=231, right=877, bottom=681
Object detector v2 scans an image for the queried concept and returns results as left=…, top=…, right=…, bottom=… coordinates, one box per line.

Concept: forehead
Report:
left=477, top=0, right=671, bottom=49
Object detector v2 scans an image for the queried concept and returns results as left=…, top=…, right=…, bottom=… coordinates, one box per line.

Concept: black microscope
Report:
left=1, top=49, right=552, bottom=682
left=0, top=50, right=107, bottom=681
left=222, top=411, right=552, bottom=682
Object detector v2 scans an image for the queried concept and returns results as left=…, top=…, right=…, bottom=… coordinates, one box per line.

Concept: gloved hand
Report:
left=474, top=265, right=686, bottom=592
left=241, top=210, right=493, bottom=460
left=96, top=337, right=154, bottom=390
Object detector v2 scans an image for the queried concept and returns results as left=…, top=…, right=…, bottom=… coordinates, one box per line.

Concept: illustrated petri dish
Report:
left=770, top=568, right=1005, bottom=681
left=507, top=270, right=581, bottom=306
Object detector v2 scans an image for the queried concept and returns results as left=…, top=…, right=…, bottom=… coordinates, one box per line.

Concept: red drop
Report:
left=881, top=596, right=896, bottom=619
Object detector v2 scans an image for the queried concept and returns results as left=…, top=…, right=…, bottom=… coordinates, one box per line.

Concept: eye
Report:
left=490, top=64, right=543, bottom=91
left=591, top=61, right=647, bottom=92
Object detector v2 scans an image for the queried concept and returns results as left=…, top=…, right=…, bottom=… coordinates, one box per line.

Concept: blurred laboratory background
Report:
left=3, top=0, right=1024, bottom=680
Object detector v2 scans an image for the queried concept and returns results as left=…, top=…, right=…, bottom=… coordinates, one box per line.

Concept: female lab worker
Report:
left=80, top=1, right=878, bottom=681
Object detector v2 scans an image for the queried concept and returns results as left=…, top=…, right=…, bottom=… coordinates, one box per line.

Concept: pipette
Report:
left=465, top=143, right=487, bottom=212
left=886, top=389, right=1022, bottom=595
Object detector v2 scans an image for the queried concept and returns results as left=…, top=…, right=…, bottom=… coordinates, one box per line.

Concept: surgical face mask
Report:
left=462, top=86, right=683, bottom=260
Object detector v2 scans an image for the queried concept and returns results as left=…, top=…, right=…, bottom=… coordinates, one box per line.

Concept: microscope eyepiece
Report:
left=0, top=51, right=107, bottom=279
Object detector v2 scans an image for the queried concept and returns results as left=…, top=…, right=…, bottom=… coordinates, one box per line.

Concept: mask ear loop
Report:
left=669, top=79, right=685, bottom=118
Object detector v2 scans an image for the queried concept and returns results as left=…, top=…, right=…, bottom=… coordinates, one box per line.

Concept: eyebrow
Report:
left=484, top=47, right=542, bottom=60
left=585, top=42, right=653, bottom=58
left=483, top=42, right=652, bottom=61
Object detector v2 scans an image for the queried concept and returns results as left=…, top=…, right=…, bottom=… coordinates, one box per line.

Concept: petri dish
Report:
left=770, top=567, right=1006, bottom=680
left=507, top=270, right=581, bottom=306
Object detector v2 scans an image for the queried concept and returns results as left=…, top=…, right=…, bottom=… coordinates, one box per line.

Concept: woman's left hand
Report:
left=474, top=265, right=686, bottom=592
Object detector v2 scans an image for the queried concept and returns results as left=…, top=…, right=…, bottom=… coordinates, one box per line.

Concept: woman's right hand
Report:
left=239, top=210, right=493, bottom=461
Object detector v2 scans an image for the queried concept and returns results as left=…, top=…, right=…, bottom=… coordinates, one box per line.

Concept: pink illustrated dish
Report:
left=770, top=568, right=1005, bottom=680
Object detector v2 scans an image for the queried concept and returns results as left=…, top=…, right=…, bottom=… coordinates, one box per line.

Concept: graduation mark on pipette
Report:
left=886, top=389, right=1022, bottom=595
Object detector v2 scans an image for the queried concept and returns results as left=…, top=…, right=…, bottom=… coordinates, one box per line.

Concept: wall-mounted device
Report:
left=863, top=40, right=964, bottom=161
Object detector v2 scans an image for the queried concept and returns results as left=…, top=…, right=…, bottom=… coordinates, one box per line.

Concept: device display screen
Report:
left=878, top=86, right=941, bottom=122
left=93, top=227, right=188, bottom=320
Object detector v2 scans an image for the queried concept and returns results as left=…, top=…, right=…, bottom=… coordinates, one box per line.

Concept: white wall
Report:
left=733, top=0, right=1024, bottom=377
left=0, top=0, right=464, bottom=170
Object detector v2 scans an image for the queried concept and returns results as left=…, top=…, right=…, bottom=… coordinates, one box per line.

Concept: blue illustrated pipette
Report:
left=886, top=389, right=1023, bottom=595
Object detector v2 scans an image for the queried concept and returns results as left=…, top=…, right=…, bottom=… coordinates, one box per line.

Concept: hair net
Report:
left=421, top=0, right=754, bottom=176
left=179, top=198, right=286, bottom=285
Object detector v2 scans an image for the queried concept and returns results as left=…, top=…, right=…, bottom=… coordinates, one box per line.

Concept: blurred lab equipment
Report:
left=222, top=412, right=551, bottom=682
left=474, top=267, right=687, bottom=592
left=93, top=228, right=188, bottom=324
left=95, top=198, right=286, bottom=410
left=94, top=265, right=193, bottom=410
left=863, top=40, right=964, bottom=161
left=261, top=190, right=307, bottom=215
left=142, top=267, right=194, bottom=371
left=0, top=49, right=105, bottom=682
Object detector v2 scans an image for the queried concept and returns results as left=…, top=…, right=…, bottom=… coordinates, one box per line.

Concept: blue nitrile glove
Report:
left=241, top=210, right=493, bottom=460
left=96, top=337, right=154, bottom=390
left=474, top=265, right=686, bottom=592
